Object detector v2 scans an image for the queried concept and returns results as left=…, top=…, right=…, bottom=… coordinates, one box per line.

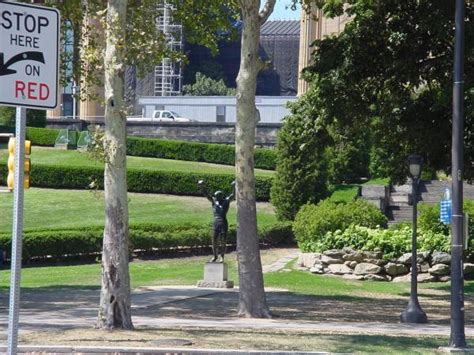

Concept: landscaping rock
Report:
left=431, top=252, right=451, bottom=265
left=418, top=273, right=436, bottom=283
left=429, top=264, right=450, bottom=276
left=365, top=258, right=387, bottom=267
left=362, top=251, right=383, bottom=260
left=354, top=263, right=382, bottom=275
left=299, top=253, right=322, bottom=268
left=323, top=249, right=345, bottom=259
left=384, top=263, right=408, bottom=277
left=309, top=264, right=324, bottom=274
left=342, top=274, right=364, bottom=281
left=392, top=274, right=411, bottom=283
left=397, top=252, right=429, bottom=265
left=321, top=255, right=343, bottom=265
left=397, top=253, right=412, bottom=265
left=418, top=262, right=430, bottom=273
left=343, top=252, right=365, bottom=263
left=328, top=264, right=353, bottom=275
left=344, top=260, right=358, bottom=269
left=363, top=274, right=388, bottom=282
left=464, top=263, right=474, bottom=275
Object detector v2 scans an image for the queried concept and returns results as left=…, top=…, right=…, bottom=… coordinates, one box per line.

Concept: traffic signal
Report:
left=7, top=137, right=31, bottom=190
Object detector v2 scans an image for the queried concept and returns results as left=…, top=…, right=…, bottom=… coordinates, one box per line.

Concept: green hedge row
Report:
left=0, top=222, right=293, bottom=261
left=1, top=126, right=277, bottom=169
left=0, top=126, right=58, bottom=146
left=127, top=137, right=276, bottom=169
left=0, top=164, right=273, bottom=201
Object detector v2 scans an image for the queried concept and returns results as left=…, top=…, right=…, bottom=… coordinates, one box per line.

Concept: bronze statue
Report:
left=198, top=180, right=235, bottom=263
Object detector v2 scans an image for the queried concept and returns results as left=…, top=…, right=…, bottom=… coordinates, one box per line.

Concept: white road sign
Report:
left=0, top=2, right=60, bottom=109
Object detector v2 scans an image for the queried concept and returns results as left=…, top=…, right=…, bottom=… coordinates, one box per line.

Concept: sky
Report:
left=267, top=1, right=301, bottom=20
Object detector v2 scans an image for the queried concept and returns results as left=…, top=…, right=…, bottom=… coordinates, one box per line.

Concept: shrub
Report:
left=419, top=200, right=474, bottom=251
left=293, top=199, right=387, bottom=248
left=26, top=127, right=59, bottom=146
left=299, top=225, right=449, bottom=260
left=126, top=136, right=276, bottom=170
left=0, top=222, right=293, bottom=261
left=270, top=105, right=330, bottom=221
left=0, top=164, right=273, bottom=201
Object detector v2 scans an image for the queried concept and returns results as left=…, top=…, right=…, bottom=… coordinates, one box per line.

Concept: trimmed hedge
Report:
left=0, top=222, right=294, bottom=261
left=0, top=126, right=276, bottom=169
left=0, top=126, right=59, bottom=146
left=127, top=137, right=276, bottom=169
left=0, top=164, right=273, bottom=200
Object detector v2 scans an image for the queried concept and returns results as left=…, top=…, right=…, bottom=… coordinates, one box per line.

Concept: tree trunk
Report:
left=97, top=0, right=133, bottom=330
left=235, top=0, right=271, bottom=318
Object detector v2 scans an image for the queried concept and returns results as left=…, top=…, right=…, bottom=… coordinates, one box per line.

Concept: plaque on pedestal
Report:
left=197, top=262, right=234, bottom=288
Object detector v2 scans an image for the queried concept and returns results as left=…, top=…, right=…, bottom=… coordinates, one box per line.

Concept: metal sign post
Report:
left=0, top=2, right=60, bottom=354
left=7, top=107, right=26, bottom=355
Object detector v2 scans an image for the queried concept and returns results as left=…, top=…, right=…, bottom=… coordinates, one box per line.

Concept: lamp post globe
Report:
left=401, top=154, right=428, bottom=324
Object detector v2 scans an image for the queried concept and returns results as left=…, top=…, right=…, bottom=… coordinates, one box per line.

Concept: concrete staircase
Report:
left=385, top=180, right=474, bottom=224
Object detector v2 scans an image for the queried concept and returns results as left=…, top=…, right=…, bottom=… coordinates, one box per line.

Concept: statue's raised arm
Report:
left=197, top=180, right=213, bottom=202
left=226, top=180, right=236, bottom=202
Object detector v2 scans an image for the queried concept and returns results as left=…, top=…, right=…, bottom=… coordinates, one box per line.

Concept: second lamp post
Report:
left=400, top=154, right=428, bottom=323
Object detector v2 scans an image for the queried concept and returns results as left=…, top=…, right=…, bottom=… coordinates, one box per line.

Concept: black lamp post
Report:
left=400, top=154, right=428, bottom=324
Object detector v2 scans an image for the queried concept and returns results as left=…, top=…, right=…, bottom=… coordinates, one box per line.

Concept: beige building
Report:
left=297, top=9, right=350, bottom=95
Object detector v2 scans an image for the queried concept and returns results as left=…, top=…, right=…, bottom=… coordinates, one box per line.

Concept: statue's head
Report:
left=214, top=191, right=224, bottom=202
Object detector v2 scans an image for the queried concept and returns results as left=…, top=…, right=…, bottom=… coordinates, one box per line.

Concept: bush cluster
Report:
left=127, top=137, right=276, bottom=170
left=26, top=127, right=63, bottom=146
left=0, top=164, right=273, bottom=201
left=293, top=199, right=388, bottom=247
left=299, top=225, right=449, bottom=260
left=0, top=222, right=294, bottom=261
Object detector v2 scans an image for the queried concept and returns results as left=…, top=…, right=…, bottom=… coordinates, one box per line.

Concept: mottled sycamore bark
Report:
left=97, top=0, right=133, bottom=330
left=235, top=0, right=275, bottom=318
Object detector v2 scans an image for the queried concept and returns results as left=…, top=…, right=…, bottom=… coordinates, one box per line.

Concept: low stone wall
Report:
left=46, top=119, right=281, bottom=146
left=297, top=249, right=474, bottom=282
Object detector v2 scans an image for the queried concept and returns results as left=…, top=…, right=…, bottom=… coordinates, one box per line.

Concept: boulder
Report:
left=309, top=264, right=324, bottom=274
left=392, top=274, right=411, bottom=283
left=417, top=262, right=430, bottom=273
left=343, top=252, right=365, bottom=263
left=342, top=274, right=365, bottom=281
left=323, top=249, right=346, bottom=259
left=438, top=276, right=451, bottom=282
left=344, top=260, right=358, bottom=269
left=418, top=273, right=436, bottom=283
left=429, top=264, right=450, bottom=276
left=463, top=263, right=474, bottom=275
left=362, top=251, right=384, bottom=260
left=397, top=252, right=429, bottom=265
left=384, top=263, right=408, bottom=277
left=328, top=264, right=353, bottom=275
left=431, top=252, right=451, bottom=265
left=365, top=258, right=387, bottom=267
left=363, top=274, right=388, bottom=282
left=354, top=263, right=382, bottom=275
left=299, top=253, right=322, bottom=268
left=321, top=255, right=344, bottom=265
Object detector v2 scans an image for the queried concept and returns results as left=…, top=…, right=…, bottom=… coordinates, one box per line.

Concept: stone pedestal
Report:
left=197, top=262, right=234, bottom=288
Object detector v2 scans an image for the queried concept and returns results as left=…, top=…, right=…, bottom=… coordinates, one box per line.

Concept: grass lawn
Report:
left=0, top=187, right=277, bottom=233
left=0, top=147, right=274, bottom=177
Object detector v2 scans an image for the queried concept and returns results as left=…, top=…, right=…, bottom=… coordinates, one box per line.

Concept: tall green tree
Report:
left=273, top=0, right=474, bottom=220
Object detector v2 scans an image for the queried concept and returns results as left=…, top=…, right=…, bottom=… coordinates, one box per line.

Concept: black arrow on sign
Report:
left=0, top=51, right=45, bottom=76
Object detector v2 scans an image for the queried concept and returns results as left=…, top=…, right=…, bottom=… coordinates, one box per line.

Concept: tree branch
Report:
left=259, top=0, right=276, bottom=25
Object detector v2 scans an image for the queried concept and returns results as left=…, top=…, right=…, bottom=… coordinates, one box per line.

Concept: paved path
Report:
left=0, top=285, right=473, bottom=337
left=262, top=251, right=300, bottom=273
left=1, top=250, right=473, bottom=354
